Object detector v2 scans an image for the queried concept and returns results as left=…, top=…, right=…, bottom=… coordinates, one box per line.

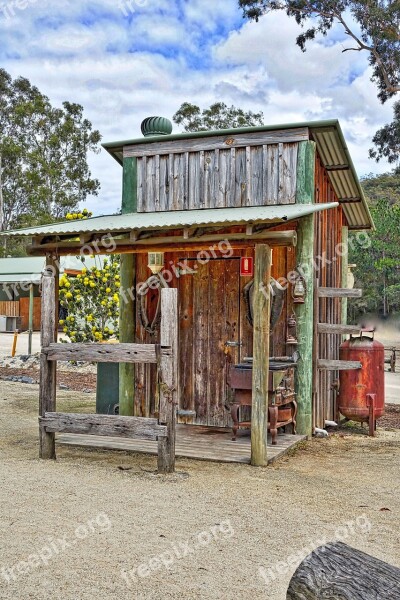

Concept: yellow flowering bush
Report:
left=65, top=208, right=93, bottom=221
left=59, top=256, right=120, bottom=343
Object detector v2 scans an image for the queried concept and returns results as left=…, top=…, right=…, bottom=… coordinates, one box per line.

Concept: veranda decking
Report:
left=58, top=423, right=307, bottom=465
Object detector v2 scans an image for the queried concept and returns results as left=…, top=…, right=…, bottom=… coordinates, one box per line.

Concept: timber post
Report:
left=28, top=283, right=34, bottom=355
left=341, top=225, right=349, bottom=332
left=39, top=261, right=57, bottom=459
left=119, top=156, right=137, bottom=416
left=158, top=288, right=178, bottom=474
left=251, top=244, right=271, bottom=467
left=295, top=140, right=316, bottom=438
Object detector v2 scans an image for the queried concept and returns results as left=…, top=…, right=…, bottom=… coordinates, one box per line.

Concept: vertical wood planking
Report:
left=159, top=156, right=169, bottom=211
left=193, top=261, right=209, bottom=424
left=137, top=157, right=144, bottom=212
left=245, top=146, right=251, bottom=206
left=251, top=146, right=264, bottom=206
left=267, top=145, right=279, bottom=204
left=184, top=152, right=189, bottom=210
left=178, top=254, right=195, bottom=421
left=235, top=148, right=247, bottom=207
left=251, top=244, right=271, bottom=467
left=224, top=258, right=240, bottom=426
left=278, top=143, right=285, bottom=204
left=229, top=148, right=236, bottom=207
left=39, top=264, right=57, bottom=459
left=154, top=155, right=160, bottom=211
left=158, top=288, right=178, bottom=474
left=208, top=260, right=226, bottom=425
left=218, top=149, right=231, bottom=208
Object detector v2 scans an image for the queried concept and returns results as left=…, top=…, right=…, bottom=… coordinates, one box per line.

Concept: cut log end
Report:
left=287, top=542, right=400, bottom=599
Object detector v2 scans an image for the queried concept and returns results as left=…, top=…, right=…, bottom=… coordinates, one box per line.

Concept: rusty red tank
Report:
left=339, top=333, right=385, bottom=430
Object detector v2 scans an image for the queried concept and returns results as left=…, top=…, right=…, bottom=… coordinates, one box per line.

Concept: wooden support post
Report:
left=295, top=214, right=315, bottom=438
left=158, top=288, right=178, bottom=474
left=251, top=244, right=271, bottom=467
left=28, top=283, right=34, bottom=355
left=119, top=156, right=137, bottom=416
left=295, top=140, right=316, bottom=438
left=39, top=263, right=57, bottom=459
left=341, top=225, right=349, bottom=335
left=119, top=254, right=136, bottom=416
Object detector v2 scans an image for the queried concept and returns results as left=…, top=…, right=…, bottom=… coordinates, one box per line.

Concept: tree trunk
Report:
left=287, top=542, right=400, bottom=599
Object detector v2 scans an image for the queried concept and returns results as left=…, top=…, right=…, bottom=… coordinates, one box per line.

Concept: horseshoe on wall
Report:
left=243, top=277, right=286, bottom=331
left=138, top=274, right=170, bottom=335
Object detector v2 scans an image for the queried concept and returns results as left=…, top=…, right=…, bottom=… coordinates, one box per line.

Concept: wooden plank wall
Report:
left=20, top=297, right=41, bottom=331
left=314, top=153, right=344, bottom=428
left=136, top=142, right=300, bottom=212
left=0, top=301, right=19, bottom=317
left=134, top=241, right=295, bottom=427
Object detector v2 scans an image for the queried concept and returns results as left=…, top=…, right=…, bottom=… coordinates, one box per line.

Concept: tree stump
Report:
left=287, top=542, right=400, bottom=599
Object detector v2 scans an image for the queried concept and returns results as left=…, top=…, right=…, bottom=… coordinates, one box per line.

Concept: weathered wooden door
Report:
left=178, top=257, right=241, bottom=427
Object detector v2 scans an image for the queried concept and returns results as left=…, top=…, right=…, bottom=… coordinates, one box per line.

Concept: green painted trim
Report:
left=102, top=119, right=340, bottom=151
left=295, top=214, right=315, bottom=438
left=119, top=155, right=137, bottom=416
left=119, top=253, right=136, bottom=416
left=296, top=141, right=316, bottom=205
left=122, top=156, right=137, bottom=214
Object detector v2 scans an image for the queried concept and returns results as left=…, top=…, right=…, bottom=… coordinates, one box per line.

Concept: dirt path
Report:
left=0, top=380, right=399, bottom=600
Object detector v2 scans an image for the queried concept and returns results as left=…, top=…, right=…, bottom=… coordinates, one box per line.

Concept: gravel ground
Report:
left=0, top=380, right=400, bottom=600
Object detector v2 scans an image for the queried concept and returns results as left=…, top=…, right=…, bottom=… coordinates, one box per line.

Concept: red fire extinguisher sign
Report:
left=240, top=257, right=254, bottom=277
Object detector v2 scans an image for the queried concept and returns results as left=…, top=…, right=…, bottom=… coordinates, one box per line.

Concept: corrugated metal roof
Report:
left=309, top=126, right=373, bottom=230
left=103, top=119, right=373, bottom=230
left=0, top=256, right=105, bottom=283
left=3, top=203, right=339, bottom=238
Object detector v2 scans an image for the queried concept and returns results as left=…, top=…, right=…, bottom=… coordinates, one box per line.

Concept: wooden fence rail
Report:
left=40, top=413, right=167, bottom=440
left=39, top=267, right=178, bottom=473
left=43, top=343, right=171, bottom=364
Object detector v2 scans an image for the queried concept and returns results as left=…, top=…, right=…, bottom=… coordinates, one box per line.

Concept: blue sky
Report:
left=0, top=0, right=395, bottom=215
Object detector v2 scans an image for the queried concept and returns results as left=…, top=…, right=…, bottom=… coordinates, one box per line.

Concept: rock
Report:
left=20, top=376, right=35, bottom=384
left=83, top=388, right=94, bottom=394
left=59, top=384, right=70, bottom=390
left=19, top=355, right=30, bottom=363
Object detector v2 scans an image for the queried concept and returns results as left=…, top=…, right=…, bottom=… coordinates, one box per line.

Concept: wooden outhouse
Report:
left=6, top=118, right=373, bottom=467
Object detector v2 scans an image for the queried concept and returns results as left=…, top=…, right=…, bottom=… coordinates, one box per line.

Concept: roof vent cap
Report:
left=141, top=116, right=173, bottom=138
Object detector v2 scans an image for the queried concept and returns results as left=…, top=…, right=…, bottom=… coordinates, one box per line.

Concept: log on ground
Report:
left=286, top=542, right=400, bottom=599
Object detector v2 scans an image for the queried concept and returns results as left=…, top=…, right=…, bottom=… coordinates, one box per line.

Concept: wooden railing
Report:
left=39, top=269, right=178, bottom=473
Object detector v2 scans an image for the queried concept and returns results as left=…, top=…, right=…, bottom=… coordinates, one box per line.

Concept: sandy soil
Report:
left=0, top=380, right=399, bottom=600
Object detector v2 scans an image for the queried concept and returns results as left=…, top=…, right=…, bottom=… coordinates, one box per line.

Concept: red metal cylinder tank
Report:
left=339, top=334, right=385, bottom=422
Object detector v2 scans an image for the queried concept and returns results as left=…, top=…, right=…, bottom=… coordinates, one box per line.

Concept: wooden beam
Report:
left=158, top=288, right=178, bottom=474
left=251, top=244, right=271, bottom=467
left=39, top=264, right=57, bottom=460
left=40, top=413, right=167, bottom=440
left=339, top=197, right=362, bottom=204
left=43, top=342, right=171, bottom=363
left=318, top=359, right=361, bottom=370
left=318, top=287, right=362, bottom=298
left=317, top=323, right=362, bottom=335
left=27, top=230, right=298, bottom=257
left=325, top=164, right=350, bottom=172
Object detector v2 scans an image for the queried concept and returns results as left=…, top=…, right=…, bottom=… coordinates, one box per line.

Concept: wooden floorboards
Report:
left=58, top=424, right=307, bottom=465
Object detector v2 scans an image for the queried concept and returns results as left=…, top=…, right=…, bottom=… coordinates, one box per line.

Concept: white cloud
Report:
left=0, top=0, right=396, bottom=216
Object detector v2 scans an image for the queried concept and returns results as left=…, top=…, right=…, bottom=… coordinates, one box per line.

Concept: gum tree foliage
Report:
left=0, top=69, right=101, bottom=254
left=59, top=255, right=120, bottom=343
left=349, top=172, right=400, bottom=318
left=239, top=1, right=400, bottom=167
left=173, top=102, right=264, bottom=132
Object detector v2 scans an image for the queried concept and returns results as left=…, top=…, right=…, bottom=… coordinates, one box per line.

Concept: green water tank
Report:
left=96, top=363, right=119, bottom=415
